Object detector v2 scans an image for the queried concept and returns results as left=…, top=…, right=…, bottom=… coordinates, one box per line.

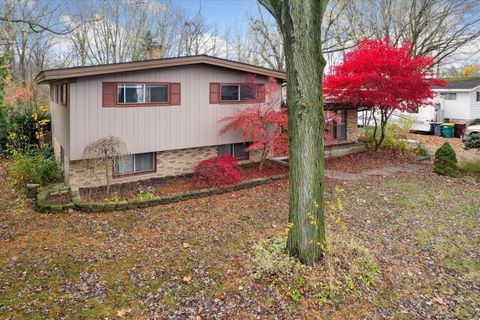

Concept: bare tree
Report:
left=248, top=6, right=285, bottom=71
left=178, top=9, right=220, bottom=56
left=83, top=136, right=129, bottom=195
left=334, top=0, right=480, bottom=66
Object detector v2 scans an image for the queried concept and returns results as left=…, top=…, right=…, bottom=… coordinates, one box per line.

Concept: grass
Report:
left=458, top=159, right=480, bottom=177
left=0, top=159, right=479, bottom=319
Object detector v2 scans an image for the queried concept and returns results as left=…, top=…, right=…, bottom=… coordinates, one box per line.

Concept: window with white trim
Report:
left=220, top=84, right=256, bottom=101
left=114, top=152, right=155, bottom=175
left=117, top=83, right=169, bottom=104
left=476, top=91, right=480, bottom=102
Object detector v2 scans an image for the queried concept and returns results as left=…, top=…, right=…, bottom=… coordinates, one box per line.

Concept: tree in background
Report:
left=259, top=0, right=329, bottom=265
left=324, top=39, right=445, bottom=151
left=0, top=55, right=8, bottom=148
left=220, top=76, right=287, bottom=170
left=461, top=65, right=478, bottom=78
left=331, top=0, right=480, bottom=68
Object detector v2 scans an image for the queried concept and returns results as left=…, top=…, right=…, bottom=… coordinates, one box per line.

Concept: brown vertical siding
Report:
left=68, top=64, right=282, bottom=160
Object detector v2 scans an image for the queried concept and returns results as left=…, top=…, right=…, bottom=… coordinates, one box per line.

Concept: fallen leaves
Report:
left=432, top=296, right=447, bottom=306
left=117, top=308, right=131, bottom=318
left=183, top=274, right=193, bottom=283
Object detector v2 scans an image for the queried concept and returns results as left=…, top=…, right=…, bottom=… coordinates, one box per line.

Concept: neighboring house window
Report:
left=209, top=82, right=265, bottom=104
left=102, top=82, right=181, bottom=107
left=325, top=109, right=347, bottom=140
left=114, top=152, right=156, bottom=176
left=218, top=142, right=250, bottom=160
left=477, top=91, right=480, bottom=102
left=117, top=83, right=169, bottom=104
left=440, top=92, right=457, bottom=100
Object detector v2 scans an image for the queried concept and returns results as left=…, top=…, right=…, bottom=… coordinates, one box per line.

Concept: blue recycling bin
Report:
left=433, top=124, right=443, bottom=136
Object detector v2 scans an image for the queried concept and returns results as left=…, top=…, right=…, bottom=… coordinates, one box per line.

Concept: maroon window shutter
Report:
left=170, top=83, right=181, bottom=105
left=256, top=84, right=266, bottom=103
left=210, top=83, right=220, bottom=104
left=102, top=82, right=117, bottom=107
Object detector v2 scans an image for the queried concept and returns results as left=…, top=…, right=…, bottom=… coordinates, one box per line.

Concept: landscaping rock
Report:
left=26, top=184, right=40, bottom=198
left=462, top=175, right=477, bottom=184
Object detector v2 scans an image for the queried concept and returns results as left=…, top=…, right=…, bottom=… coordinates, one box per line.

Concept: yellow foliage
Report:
left=461, top=65, right=478, bottom=78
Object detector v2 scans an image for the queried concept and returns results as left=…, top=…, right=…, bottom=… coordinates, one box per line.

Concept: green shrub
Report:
left=134, top=191, right=155, bottom=200
left=470, top=118, right=480, bottom=126
left=458, top=160, right=480, bottom=177
left=464, top=135, right=480, bottom=149
left=251, top=236, right=300, bottom=279
left=433, top=142, right=459, bottom=177
left=10, top=152, right=60, bottom=186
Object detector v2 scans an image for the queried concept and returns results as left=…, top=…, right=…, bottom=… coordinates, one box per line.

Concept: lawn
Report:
left=0, top=157, right=479, bottom=319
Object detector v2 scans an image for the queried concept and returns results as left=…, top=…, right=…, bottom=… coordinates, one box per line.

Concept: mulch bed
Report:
left=81, top=160, right=289, bottom=202
left=81, top=150, right=417, bottom=202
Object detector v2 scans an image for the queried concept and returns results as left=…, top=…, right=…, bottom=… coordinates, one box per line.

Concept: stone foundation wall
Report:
left=68, top=146, right=221, bottom=188
left=346, top=109, right=359, bottom=143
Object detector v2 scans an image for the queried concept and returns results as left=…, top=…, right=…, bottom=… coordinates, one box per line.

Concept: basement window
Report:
left=114, top=152, right=156, bottom=176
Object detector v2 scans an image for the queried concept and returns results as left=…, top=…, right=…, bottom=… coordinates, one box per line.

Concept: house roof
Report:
left=36, top=55, right=286, bottom=84
left=433, top=77, right=480, bottom=91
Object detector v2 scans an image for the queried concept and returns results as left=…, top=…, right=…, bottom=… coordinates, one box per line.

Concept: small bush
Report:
left=10, top=152, right=60, bottom=186
left=194, top=154, right=240, bottom=187
left=251, top=236, right=300, bottom=279
left=134, top=191, right=155, bottom=200
left=433, top=142, right=459, bottom=177
left=470, top=118, right=480, bottom=126
left=458, top=160, right=480, bottom=177
left=464, top=134, right=480, bottom=149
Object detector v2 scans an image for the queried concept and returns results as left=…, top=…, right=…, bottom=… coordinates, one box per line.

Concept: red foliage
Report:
left=324, top=39, right=446, bottom=112
left=194, top=154, right=241, bottom=187
left=220, top=76, right=288, bottom=158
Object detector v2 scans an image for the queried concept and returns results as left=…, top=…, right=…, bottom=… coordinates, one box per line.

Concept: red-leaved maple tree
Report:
left=220, top=76, right=288, bottom=169
left=324, top=39, right=445, bottom=151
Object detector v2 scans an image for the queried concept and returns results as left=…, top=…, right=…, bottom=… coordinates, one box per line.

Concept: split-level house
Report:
left=433, top=77, right=480, bottom=123
left=37, top=55, right=361, bottom=189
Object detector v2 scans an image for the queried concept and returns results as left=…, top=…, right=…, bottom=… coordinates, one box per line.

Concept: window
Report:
left=218, top=143, right=250, bottom=160
left=117, top=83, right=169, bottom=104
left=325, top=109, right=347, bottom=140
left=220, top=84, right=256, bottom=102
left=477, top=91, right=480, bottom=102
left=60, top=83, right=67, bottom=105
left=440, top=92, right=457, bottom=100
left=114, top=152, right=155, bottom=175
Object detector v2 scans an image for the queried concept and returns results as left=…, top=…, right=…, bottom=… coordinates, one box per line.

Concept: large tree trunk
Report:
left=260, top=0, right=328, bottom=265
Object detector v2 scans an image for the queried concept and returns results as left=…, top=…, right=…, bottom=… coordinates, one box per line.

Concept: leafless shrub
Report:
left=82, top=136, right=128, bottom=195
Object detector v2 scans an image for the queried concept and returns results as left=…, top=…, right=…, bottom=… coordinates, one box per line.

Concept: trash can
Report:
left=454, top=123, right=467, bottom=138
left=433, top=123, right=443, bottom=136
left=442, top=123, right=455, bottom=138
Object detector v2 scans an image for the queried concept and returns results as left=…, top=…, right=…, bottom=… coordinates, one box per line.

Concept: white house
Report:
left=433, top=77, right=480, bottom=123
